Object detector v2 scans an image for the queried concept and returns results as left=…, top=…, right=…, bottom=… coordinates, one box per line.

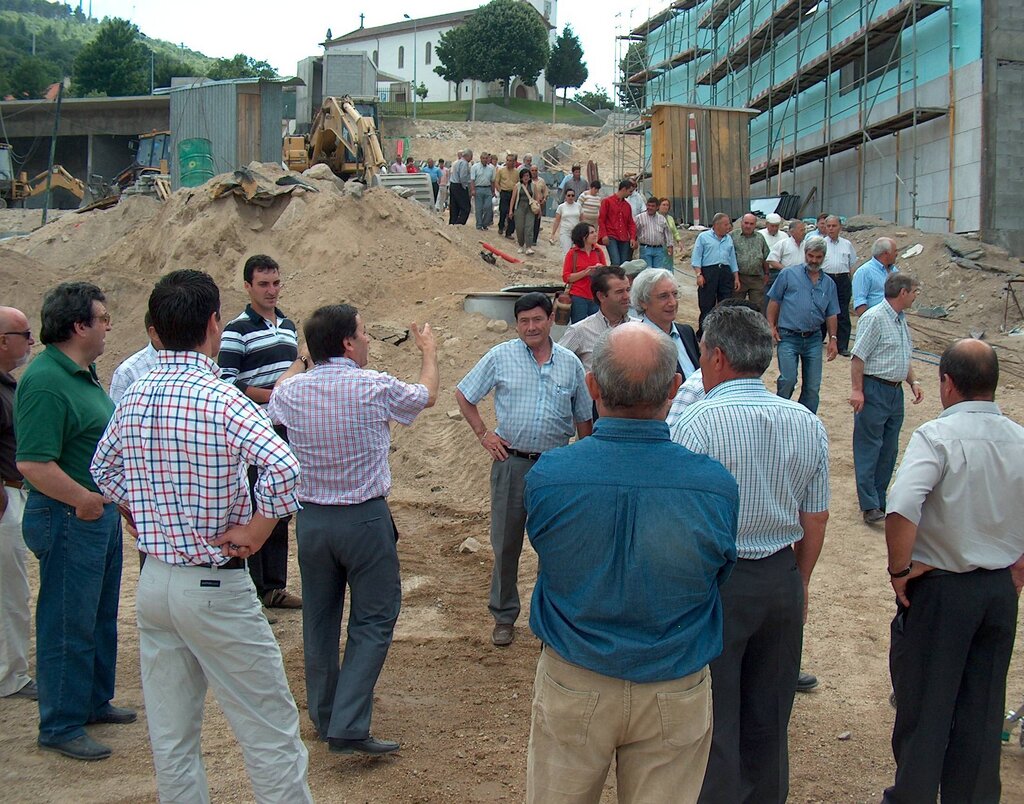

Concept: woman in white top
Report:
left=549, top=188, right=582, bottom=255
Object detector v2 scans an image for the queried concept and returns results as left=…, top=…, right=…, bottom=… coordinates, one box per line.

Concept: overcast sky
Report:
left=85, top=0, right=660, bottom=94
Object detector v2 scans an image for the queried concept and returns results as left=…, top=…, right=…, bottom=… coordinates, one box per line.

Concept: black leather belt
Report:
left=865, top=375, right=901, bottom=388
left=508, top=448, right=543, bottom=461
left=780, top=328, right=819, bottom=338
left=697, top=263, right=729, bottom=269
left=194, top=557, right=247, bottom=570
left=639, top=243, right=663, bottom=248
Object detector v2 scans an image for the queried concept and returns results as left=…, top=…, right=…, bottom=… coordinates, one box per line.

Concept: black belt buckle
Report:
left=508, top=448, right=542, bottom=461
left=197, top=557, right=246, bottom=570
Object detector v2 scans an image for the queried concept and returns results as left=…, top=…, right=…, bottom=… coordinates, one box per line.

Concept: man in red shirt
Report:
left=598, top=180, right=638, bottom=267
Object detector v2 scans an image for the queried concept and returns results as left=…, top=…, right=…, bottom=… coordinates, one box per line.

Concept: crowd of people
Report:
left=0, top=203, right=1022, bottom=803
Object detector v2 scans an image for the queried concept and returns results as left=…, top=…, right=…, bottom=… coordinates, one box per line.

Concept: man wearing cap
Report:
left=761, top=213, right=786, bottom=251
left=559, top=164, right=588, bottom=203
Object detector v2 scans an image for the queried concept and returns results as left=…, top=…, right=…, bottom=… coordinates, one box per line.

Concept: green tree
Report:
left=7, top=54, right=60, bottom=98
left=462, top=0, right=550, bottom=106
left=573, top=86, right=614, bottom=111
left=434, top=24, right=473, bottom=100
left=152, top=51, right=193, bottom=89
left=415, top=82, right=428, bottom=100
left=207, top=53, right=277, bottom=80
left=73, top=17, right=148, bottom=96
left=546, top=24, right=587, bottom=106
left=618, top=40, right=646, bottom=108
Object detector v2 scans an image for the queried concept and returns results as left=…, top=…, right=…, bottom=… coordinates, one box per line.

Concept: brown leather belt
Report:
left=3, top=479, right=23, bottom=489
left=865, top=375, right=901, bottom=388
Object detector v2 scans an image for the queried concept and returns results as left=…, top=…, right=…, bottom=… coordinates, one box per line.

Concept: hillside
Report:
left=0, top=0, right=213, bottom=99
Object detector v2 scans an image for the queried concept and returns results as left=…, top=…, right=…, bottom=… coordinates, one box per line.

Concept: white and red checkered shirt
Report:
left=268, top=357, right=429, bottom=505
left=91, top=351, right=301, bottom=567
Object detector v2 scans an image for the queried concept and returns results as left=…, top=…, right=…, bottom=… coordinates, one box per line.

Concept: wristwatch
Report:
left=829, top=335, right=837, bottom=340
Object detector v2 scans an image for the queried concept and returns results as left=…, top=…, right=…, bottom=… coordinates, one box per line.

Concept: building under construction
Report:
left=614, top=0, right=1023, bottom=256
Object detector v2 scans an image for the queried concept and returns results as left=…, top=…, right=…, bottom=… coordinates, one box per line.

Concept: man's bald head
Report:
left=589, top=323, right=680, bottom=417
left=0, top=306, right=33, bottom=372
left=0, top=306, right=25, bottom=331
left=939, top=338, right=999, bottom=404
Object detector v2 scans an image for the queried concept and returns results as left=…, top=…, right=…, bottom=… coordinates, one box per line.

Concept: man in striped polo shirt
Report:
left=218, top=254, right=302, bottom=611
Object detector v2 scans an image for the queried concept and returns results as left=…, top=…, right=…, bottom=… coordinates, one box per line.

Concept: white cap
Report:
left=766, top=213, right=782, bottom=225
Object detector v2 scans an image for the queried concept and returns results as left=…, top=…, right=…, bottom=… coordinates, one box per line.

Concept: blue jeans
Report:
left=606, top=238, right=632, bottom=266
left=475, top=189, right=494, bottom=228
left=570, top=295, right=599, bottom=323
left=776, top=331, right=823, bottom=413
left=853, top=377, right=905, bottom=511
left=640, top=244, right=668, bottom=269
left=21, top=493, right=123, bottom=744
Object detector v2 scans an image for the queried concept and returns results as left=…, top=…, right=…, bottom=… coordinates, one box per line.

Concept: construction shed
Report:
left=167, top=78, right=296, bottom=189
left=649, top=102, right=758, bottom=225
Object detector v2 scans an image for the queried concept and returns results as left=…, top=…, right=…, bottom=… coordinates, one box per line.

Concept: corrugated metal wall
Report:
left=169, top=80, right=287, bottom=188
left=170, top=82, right=237, bottom=188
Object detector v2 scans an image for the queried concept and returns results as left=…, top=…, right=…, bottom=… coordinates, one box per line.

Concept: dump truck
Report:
left=283, top=95, right=387, bottom=183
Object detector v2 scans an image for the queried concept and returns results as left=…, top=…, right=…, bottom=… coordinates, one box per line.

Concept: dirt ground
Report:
left=1, top=154, right=1024, bottom=803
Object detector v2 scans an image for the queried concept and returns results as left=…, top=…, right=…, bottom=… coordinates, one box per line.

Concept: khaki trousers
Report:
left=527, top=647, right=712, bottom=804
left=0, top=486, right=31, bottom=696
left=137, top=557, right=312, bottom=804
left=734, top=273, right=766, bottom=309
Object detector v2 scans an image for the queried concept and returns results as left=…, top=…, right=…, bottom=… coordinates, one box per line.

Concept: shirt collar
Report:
left=939, top=400, right=1002, bottom=418
left=518, top=337, right=555, bottom=364
left=882, top=300, right=905, bottom=322
left=244, top=303, right=285, bottom=327
left=592, top=416, right=670, bottom=442
left=0, top=370, right=15, bottom=390
left=641, top=316, right=678, bottom=338
left=323, top=356, right=360, bottom=369
left=704, top=377, right=765, bottom=399
left=155, top=350, right=220, bottom=375
left=43, top=343, right=99, bottom=381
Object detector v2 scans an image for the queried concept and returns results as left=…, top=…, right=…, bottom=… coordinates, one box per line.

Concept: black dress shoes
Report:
left=328, top=736, right=400, bottom=756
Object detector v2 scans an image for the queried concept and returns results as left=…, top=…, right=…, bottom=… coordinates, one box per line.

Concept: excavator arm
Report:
left=284, top=95, right=387, bottom=183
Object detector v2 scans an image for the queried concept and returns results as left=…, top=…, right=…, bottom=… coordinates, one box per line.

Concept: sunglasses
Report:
left=2, top=330, right=31, bottom=339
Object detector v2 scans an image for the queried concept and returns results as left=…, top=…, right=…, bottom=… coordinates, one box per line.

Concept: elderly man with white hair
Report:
left=631, top=268, right=700, bottom=381
left=822, top=215, right=857, bottom=355
left=852, top=237, right=900, bottom=315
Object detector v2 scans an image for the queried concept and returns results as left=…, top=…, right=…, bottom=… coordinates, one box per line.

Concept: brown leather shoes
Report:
left=262, top=589, right=303, bottom=609
left=492, top=623, right=515, bottom=647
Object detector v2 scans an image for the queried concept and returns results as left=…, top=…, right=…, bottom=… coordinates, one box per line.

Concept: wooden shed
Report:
left=649, top=103, right=759, bottom=226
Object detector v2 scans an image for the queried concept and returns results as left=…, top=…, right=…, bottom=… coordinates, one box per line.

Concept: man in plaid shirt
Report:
left=92, top=270, right=312, bottom=802
left=268, top=305, right=438, bottom=756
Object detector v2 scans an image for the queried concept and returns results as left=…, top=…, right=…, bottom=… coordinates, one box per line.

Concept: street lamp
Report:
left=403, top=13, right=418, bottom=119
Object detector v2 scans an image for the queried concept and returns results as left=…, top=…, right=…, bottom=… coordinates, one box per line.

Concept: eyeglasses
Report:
left=93, top=313, right=111, bottom=325
left=2, top=331, right=31, bottom=339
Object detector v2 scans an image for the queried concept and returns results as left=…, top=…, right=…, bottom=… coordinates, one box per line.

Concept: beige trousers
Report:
left=527, top=647, right=713, bottom=804
left=137, top=557, right=312, bottom=804
left=0, top=486, right=31, bottom=696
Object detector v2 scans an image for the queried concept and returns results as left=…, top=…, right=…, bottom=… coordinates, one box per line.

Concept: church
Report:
left=324, top=2, right=558, bottom=104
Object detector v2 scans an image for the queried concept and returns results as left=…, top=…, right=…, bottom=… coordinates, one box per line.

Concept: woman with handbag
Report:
left=509, top=167, right=540, bottom=255
left=562, top=222, right=608, bottom=322
left=549, top=188, right=582, bottom=256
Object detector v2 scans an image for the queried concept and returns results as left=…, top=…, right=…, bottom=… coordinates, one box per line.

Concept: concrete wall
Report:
left=981, top=0, right=1024, bottom=256
left=323, top=53, right=377, bottom=98
left=754, top=59, right=982, bottom=233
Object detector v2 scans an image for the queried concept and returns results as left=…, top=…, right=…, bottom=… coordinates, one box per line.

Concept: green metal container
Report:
left=178, top=138, right=215, bottom=188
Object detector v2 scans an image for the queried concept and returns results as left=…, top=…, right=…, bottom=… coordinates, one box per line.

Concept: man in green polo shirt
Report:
left=15, top=282, right=134, bottom=762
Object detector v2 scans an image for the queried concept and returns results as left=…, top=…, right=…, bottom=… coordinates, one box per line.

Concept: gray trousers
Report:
left=698, top=546, right=803, bottom=804
left=489, top=456, right=533, bottom=624
left=296, top=498, right=400, bottom=740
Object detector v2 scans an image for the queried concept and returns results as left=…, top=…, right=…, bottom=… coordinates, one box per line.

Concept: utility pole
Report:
left=41, top=81, right=64, bottom=227
left=150, top=51, right=155, bottom=94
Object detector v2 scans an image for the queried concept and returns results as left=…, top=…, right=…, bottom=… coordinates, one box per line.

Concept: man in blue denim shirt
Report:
left=525, top=322, right=737, bottom=804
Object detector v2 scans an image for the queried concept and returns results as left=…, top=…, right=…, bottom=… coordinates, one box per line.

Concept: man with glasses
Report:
left=0, top=308, right=35, bottom=703
left=15, top=283, right=134, bottom=761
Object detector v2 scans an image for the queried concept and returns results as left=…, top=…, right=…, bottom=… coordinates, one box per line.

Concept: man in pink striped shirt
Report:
left=268, top=305, right=438, bottom=756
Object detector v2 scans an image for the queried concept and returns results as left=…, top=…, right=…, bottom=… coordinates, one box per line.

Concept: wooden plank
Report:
left=237, top=92, right=261, bottom=165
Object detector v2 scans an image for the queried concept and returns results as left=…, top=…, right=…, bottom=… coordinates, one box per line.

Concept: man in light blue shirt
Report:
left=526, top=322, right=736, bottom=803
left=421, top=157, right=442, bottom=204
left=766, top=236, right=839, bottom=413
left=470, top=153, right=496, bottom=230
left=692, top=212, right=740, bottom=332
left=671, top=305, right=830, bottom=804
left=852, top=237, right=899, bottom=314
left=456, top=293, right=592, bottom=647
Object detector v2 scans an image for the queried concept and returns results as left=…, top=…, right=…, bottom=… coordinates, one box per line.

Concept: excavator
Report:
left=0, top=143, right=86, bottom=208
left=283, top=95, right=387, bottom=183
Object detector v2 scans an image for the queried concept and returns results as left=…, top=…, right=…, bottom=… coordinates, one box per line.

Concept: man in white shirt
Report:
left=760, top=213, right=786, bottom=252
left=109, top=314, right=160, bottom=404
left=883, top=338, right=1024, bottom=804
left=821, top=215, right=857, bottom=355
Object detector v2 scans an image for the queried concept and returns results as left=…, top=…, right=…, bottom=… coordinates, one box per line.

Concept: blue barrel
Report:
left=178, top=138, right=215, bottom=188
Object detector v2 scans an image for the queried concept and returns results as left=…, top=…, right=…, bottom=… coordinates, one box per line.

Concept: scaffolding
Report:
left=612, top=0, right=957, bottom=228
